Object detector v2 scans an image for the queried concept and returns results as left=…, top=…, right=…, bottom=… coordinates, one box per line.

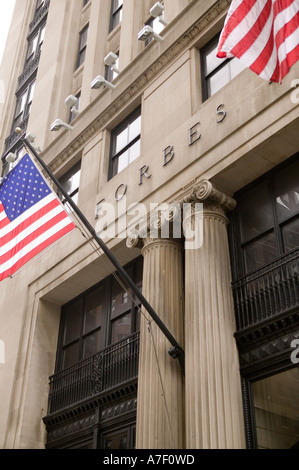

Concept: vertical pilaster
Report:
left=183, top=180, right=245, bottom=449
left=127, top=211, right=185, bottom=449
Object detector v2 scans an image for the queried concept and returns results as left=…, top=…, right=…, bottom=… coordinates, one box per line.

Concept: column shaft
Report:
left=184, top=181, right=245, bottom=449
left=136, top=238, right=184, bottom=449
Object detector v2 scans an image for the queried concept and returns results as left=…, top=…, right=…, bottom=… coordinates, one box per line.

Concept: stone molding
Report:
left=183, top=179, right=236, bottom=215
left=49, top=0, right=232, bottom=172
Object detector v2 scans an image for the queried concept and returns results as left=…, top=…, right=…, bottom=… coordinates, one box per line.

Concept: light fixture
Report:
left=25, top=132, right=42, bottom=153
left=65, top=94, right=80, bottom=117
left=6, top=152, right=17, bottom=163
left=50, top=118, right=74, bottom=132
left=138, top=25, right=164, bottom=42
left=91, top=75, right=116, bottom=90
left=150, top=2, right=168, bottom=26
left=104, top=52, right=121, bottom=74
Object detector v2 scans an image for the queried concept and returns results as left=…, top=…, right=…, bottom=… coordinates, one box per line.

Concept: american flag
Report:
left=0, top=153, right=75, bottom=281
left=217, top=0, right=299, bottom=83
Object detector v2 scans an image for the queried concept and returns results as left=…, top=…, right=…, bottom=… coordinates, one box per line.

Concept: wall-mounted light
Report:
left=25, top=132, right=42, bottom=153
left=150, top=2, right=168, bottom=26
left=138, top=25, right=164, bottom=42
left=91, top=75, right=116, bottom=90
left=5, top=152, right=17, bottom=164
left=50, top=118, right=74, bottom=132
left=104, top=52, right=121, bottom=75
left=65, top=94, right=80, bottom=117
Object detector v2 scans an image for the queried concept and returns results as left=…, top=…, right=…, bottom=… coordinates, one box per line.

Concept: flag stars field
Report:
left=0, top=153, right=75, bottom=281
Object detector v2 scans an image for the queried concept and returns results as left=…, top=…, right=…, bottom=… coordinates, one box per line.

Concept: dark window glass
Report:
left=25, top=24, right=45, bottom=66
left=232, top=156, right=299, bottom=275
left=76, top=25, right=89, bottom=69
left=201, top=35, right=245, bottom=101
left=252, top=368, right=299, bottom=449
left=281, top=216, right=299, bottom=252
left=57, top=258, right=142, bottom=371
left=110, top=0, right=123, bottom=31
left=59, top=161, right=81, bottom=206
left=102, top=425, right=136, bottom=449
left=12, top=80, right=36, bottom=131
left=110, top=109, right=141, bottom=178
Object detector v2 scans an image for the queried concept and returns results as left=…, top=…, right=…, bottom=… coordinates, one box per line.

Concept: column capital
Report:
left=183, top=180, right=236, bottom=214
left=126, top=203, right=183, bottom=250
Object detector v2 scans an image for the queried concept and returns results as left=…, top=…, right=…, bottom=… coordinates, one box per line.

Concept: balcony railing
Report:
left=232, top=247, right=299, bottom=331
left=47, top=332, right=140, bottom=415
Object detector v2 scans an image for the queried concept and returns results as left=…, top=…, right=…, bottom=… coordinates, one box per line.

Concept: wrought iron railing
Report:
left=232, top=247, right=299, bottom=331
left=47, top=332, right=140, bottom=415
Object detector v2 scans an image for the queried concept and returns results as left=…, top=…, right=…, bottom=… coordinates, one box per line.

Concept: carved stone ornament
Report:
left=126, top=202, right=182, bottom=249
left=183, top=179, right=236, bottom=215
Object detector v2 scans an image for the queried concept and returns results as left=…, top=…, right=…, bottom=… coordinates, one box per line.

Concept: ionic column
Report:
left=183, top=180, right=245, bottom=449
left=126, top=207, right=185, bottom=449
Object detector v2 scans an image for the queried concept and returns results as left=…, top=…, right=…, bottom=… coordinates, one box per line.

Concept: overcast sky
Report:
left=0, top=1, right=16, bottom=66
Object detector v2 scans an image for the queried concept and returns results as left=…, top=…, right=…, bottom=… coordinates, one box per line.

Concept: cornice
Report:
left=49, top=0, right=231, bottom=173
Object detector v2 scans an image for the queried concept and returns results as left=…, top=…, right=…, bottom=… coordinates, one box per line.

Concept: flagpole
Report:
left=23, top=138, right=185, bottom=375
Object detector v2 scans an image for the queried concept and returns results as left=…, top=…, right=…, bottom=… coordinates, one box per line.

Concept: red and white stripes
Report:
left=217, top=0, right=299, bottom=83
left=0, top=194, right=75, bottom=281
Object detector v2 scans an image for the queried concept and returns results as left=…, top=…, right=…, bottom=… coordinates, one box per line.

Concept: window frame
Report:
left=109, top=0, right=123, bottom=32
left=59, top=160, right=81, bottom=206
left=229, top=154, right=299, bottom=277
left=201, top=34, right=245, bottom=102
left=109, top=107, right=141, bottom=179
left=76, top=24, right=89, bottom=69
left=55, top=257, right=143, bottom=372
left=11, top=79, right=36, bottom=131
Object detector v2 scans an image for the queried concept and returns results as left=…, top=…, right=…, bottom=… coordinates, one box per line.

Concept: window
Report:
left=56, top=258, right=142, bottom=371
left=83, top=0, right=90, bottom=6
left=110, top=0, right=123, bottom=32
left=11, top=80, right=36, bottom=130
left=252, top=368, right=299, bottom=449
left=201, top=35, right=245, bottom=101
left=25, top=24, right=46, bottom=66
left=102, top=426, right=136, bottom=449
left=232, top=156, right=299, bottom=275
left=76, top=25, right=89, bottom=69
left=59, top=161, right=81, bottom=206
left=109, top=108, right=141, bottom=178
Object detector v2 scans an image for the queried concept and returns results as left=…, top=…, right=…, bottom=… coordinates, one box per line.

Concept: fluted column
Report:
left=183, top=180, right=245, bottom=449
left=127, top=208, right=185, bottom=449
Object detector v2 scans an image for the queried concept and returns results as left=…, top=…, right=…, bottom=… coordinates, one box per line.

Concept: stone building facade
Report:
left=0, top=0, right=298, bottom=449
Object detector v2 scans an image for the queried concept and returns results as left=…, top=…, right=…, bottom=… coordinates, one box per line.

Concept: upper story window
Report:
left=11, top=80, right=36, bottom=131
left=201, top=35, right=245, bottom=101
left=59, top=161, right=81, bottom=206
left=110, top=0, right=123, bottom=32
left=76, top=25, right=89, bottom=69
left=109, top=108, right=141, bottom=179
left=231, top=156, right=299, bottom=275
left=25, top=23, right=46, bottom=66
